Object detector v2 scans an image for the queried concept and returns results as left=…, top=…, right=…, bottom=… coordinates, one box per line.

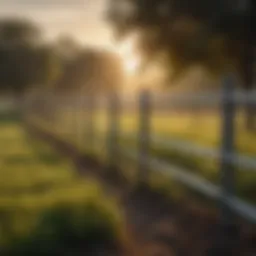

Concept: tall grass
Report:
left=30, top=108, right=256, bottom=203
left=0, top=118, right=123, bottom=254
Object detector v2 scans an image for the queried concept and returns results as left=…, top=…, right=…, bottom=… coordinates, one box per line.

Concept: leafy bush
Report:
left=6, top=195, right=122, bottom=255
left=0, top=121, right=123, bottom=254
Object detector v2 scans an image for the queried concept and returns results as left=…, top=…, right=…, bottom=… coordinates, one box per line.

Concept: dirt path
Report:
left=27, top=124, right=256, bottom=256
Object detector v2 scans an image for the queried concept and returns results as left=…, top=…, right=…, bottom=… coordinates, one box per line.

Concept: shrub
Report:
left=5, top=193, right=123, bottom=255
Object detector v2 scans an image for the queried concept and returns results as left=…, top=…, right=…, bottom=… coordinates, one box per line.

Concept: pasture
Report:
left=33, top=107, right=256, bottom=204
left=0, top=116, right=122, bottom=254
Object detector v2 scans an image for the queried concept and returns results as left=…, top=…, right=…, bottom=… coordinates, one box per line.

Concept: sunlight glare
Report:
left=115, top=39, right=140, bottom=75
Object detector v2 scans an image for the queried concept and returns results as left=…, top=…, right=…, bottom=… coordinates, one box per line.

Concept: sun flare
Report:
left=124, top=58, right=139, bottom=74
left=115, top=39, right=140, bottom=75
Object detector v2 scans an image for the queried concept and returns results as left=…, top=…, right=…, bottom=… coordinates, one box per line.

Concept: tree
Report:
left=107, top=0, right=256, bottom=129
left=0, top=18, right=40, bottom=45
left=0, top=18, right=60, bottom=94
left=55, top=35, right=81, bottom=61
left=55, top=49, right=124, bottom=94
left=35, top=46, right=62, bottom=88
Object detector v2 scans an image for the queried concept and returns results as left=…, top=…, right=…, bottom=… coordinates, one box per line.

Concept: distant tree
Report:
left=56, top=48, right=124, bottom=94
left=35, top=46, right=62, bottom=88
left=0, top=18, right=40, bottom=45
left=55, top=35, right=81, bottom=61
left=0, top=18, right=60, bottom=95
left=108, top=0, right=256, bottom=129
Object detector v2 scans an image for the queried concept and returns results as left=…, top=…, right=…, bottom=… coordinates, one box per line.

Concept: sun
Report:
left=114, top=39, right=140, bottom=75
left=124, top=57, right=139, bottom=74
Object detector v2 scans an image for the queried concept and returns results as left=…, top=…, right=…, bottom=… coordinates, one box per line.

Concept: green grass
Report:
left=30, top=109, right=256, bottom=204
left=0, top=118, right=123, bottom=254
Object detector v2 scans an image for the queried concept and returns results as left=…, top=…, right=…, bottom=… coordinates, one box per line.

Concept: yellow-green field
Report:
left=0, top=117, right=122, bottom=254
left=34, top=108, right=256, bottom=204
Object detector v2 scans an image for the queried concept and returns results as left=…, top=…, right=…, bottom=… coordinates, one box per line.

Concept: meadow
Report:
left=0, top=114, right=123, bottom=254
left=35, top=106, right=256, bottom=205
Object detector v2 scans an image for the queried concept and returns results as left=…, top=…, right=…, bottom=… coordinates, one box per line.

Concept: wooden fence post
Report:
left=138, top=89, right=151, bottom=183
left=76, top=92, right=83, bottom=148
left=208, top=75, right=239, bottom=256
left=51, top=91, right=56, bottom=135
left=86, top=93, right=96, bottom=155
left=220, top=74, right=236, bottom=224
left=69, top=95, right=73, bottom=139
left=73, top=93, right=80, bottom=147
left=107, top=91, right=119, bottom=170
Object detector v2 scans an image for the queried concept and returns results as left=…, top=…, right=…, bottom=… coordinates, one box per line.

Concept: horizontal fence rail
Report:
left=120, top=147, right=221, bottom=199
left=121, top=133, right=256, bottom=172
left=26, top=76, right=256, bottom=230
left=119, top=147, right=256, bottom=223
left=26, top=89, right=256, bottom=109
left=152, top=90, right=256, bottom=106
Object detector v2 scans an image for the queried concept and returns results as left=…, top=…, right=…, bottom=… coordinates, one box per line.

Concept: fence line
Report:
left=121, top=133, right=256, bottom=172
left=151, top=89, right=256, bottom=106
left=116, top=146, right=256, bottom=223
left=27, top=76, right=256, bottom=228
left=26, top=88, right=256, bottom=109
left=120, top=147, right=221, bottom=198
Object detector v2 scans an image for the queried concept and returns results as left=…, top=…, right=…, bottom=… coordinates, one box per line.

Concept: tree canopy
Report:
left=0, top=18, right=60, bottom=94
left=107, top=0, right=255, bottom=85
left=55, top=49, right=124, bottom=94
left=0, top=18, right=40, bottom=45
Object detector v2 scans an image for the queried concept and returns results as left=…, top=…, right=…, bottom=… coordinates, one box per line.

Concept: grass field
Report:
left=0, top=115, right=123, bottom=254
left=35, top=107, right=256, bottom=205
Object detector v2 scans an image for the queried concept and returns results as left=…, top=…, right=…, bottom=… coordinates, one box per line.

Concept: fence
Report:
left=26, top=75, right=256, bottom=228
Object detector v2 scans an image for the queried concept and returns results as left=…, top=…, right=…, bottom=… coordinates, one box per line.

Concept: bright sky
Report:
left=0, top=0, right=141, bottom=75
left=0, top=0, right=114, bottom=48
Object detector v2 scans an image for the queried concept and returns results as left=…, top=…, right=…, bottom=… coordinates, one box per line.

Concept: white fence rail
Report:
left=121, top=133, right=256, bottom=172
left=120, top=147, right=256, bottom=223
left=27, top=76, right=256, bottom=226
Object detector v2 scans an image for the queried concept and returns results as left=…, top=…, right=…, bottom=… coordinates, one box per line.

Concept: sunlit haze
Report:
left=115, top=38, right=141, bottom=75
left=0, top=0, right=115, bottom=48
left=0, top=0, right=142, bottom=76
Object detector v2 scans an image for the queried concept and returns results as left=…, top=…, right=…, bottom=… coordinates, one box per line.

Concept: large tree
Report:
left=107, top=0, right=256, bottom=128
left=56, top=49, right=124, bottom=94
left=0, top=18, right=60, bottom=94
left=55, top=35, right=81, bottom=62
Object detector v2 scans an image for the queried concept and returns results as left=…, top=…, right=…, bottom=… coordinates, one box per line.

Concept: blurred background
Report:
left=0, top=0, right=255, bottom=255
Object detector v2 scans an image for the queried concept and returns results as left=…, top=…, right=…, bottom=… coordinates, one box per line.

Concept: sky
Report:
left=0, top=0, right=115, bottom=49
left=0, top=0, right=145, bottom=79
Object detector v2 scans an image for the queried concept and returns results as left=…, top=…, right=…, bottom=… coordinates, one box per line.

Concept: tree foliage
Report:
left=108, top=0, right=255, bottom=84
left=55, top=35, right=81, bottom=62
left=56, top=49, right=124, bottom=93
left=0, top=18, right=60, bottom=94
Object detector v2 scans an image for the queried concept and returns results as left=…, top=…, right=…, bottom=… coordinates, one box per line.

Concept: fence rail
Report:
left=151, top=90, right=256, bottom=106
left=121, top=133, right=256, bottom=172
left=26, top=76, right=256, bottom=227
left=119, top=147, right=256, bottom=223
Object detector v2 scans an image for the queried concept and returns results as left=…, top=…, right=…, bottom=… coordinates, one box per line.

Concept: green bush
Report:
left=6, top=197, right=122, bottom=255
left=0, top=121, right=123, bottom=255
